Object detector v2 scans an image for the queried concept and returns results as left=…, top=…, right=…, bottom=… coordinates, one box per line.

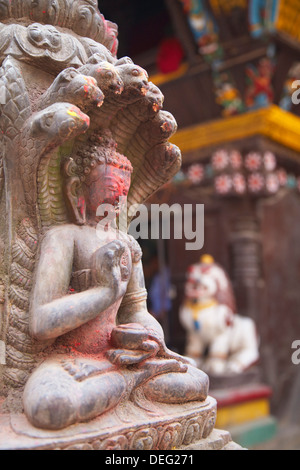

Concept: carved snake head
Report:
left=30, top=102, right=90, bottom=146
left=79, top=60, right=124, bottom=96
left=116, top=63, right=149, bottom=97
left=55, top=68, right=104, bottom=109
left=145, top=82, right=165, bottom=114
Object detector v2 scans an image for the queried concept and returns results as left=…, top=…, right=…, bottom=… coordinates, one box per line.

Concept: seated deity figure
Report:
left=23, top=131, right=208, bottom=430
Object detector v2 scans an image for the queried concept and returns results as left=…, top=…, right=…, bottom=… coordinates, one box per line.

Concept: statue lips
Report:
left=110, top=80, right=124, bottom=95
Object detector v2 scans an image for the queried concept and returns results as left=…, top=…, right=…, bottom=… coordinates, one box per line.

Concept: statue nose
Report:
left=110, top=80, right=124, bottom=95
left=116, top=81, right=124, bottom=93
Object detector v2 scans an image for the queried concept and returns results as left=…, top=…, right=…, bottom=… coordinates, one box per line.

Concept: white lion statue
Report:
left=179, top=255, right=259, bottom=375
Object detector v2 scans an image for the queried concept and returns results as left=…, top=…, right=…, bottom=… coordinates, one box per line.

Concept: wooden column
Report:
left=230, top=214, right=263, bottom=322
left=164, top=0, right=202, bottom=66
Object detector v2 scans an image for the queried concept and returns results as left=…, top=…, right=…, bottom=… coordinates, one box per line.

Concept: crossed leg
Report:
left=23, top=356, right=209, bottom=430
left=142, top=364, right=209, bottom=404
left=23, top=357, right=127, bottom=430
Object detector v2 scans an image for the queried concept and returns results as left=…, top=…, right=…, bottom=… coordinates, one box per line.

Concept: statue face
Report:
left=185, top=271, right=217, bottom=301
left=83, top=163, right=131, bottom=216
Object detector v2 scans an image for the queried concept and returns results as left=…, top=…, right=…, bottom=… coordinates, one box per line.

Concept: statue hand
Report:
left=106, top=347, right=158, bottom=366
left=108, top=324, right=188, bottom=373
left=111, top=324, right=192, bottom=370
left=111, top=324, right=159, bottom=354
left=92, top=240, right=131, bottom=296
left=146, top=332, right=197, bottom=367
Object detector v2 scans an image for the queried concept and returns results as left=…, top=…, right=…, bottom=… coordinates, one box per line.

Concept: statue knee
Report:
left=23, top=369, right=78, bottom=430
left=143, top=366, right=209, bottom=404
left=24, top=385, right=78, bottom=430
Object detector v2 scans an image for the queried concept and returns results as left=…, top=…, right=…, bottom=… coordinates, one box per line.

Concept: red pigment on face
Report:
left=77, top=195, right=86, bottom=217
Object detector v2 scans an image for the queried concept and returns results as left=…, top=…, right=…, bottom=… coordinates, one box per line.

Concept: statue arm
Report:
left=117, top=254, right=164, bottom=339
left=30, top=228, right=126, bottom=341
left=117, top=257, right=193, bottom=365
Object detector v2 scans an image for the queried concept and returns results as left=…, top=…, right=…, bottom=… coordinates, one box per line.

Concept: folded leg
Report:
left=23, top=357, right=127, bottom=430
left=141, top=365, right=209, bottom=404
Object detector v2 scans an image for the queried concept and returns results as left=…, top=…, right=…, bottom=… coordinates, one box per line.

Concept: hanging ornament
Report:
left=248, top=172, right=264, bottom=193
left=157, top=38, right=185, bottom=75
left=232, top=173, right=246, bottom=194
left=187, top=163, right=204, bottom=184
left=229, top=150, right=243, bottom=170
left=212, top=150, right=229, bottom=171
left=245, top=152, right=262, bottom=172
left=264, top=151, right=277, bottom=171
left=215, top=174, right=232, bottom=194
left=266, top=173, right=279, bottom=193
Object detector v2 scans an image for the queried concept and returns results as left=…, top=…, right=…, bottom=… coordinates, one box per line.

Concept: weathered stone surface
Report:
left=0, top=397, right=217, bottom=450
left=179, top=429, right=246, bottom=451
left=0, top=0, right=239, bottom=451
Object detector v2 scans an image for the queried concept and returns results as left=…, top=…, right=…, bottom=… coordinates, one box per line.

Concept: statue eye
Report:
left=43, top=115, right=53, bottom=127
left=105, top=71, right=113, bottom=79
left=131, top=69, right=141, bottom=77
left=69, top=71, right=77, bottom=79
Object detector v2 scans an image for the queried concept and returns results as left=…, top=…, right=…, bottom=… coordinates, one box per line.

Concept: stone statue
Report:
left=0, top=0, right=222, bottom=450
left=180, top=255, right=260, bottom=375
left=22, top=130, right=208, bottom=430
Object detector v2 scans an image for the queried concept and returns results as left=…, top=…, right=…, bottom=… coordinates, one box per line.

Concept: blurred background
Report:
left=99, top=0, right=300, bottom=449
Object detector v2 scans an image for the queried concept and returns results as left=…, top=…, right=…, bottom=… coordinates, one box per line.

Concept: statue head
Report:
left=185, top=255, right=237, bottom=312
left=64, top=131, right=133, bottom=225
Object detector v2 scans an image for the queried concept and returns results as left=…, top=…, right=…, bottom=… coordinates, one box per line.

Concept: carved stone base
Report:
left=179, top=429, right=245, bottom=450
left=0, top=396, right=218, bottom=450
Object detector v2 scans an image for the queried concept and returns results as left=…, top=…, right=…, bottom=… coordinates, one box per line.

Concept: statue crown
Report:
left=65, top=131, right=133, bottom=183
left=200, top=254, right=215, bottom=265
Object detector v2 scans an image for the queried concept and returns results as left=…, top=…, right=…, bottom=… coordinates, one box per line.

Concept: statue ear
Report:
left=64, top=176, right=86, bottom=225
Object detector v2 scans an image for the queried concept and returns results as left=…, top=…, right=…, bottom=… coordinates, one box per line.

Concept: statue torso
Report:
left=53, top=224, right=134, bottom=356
